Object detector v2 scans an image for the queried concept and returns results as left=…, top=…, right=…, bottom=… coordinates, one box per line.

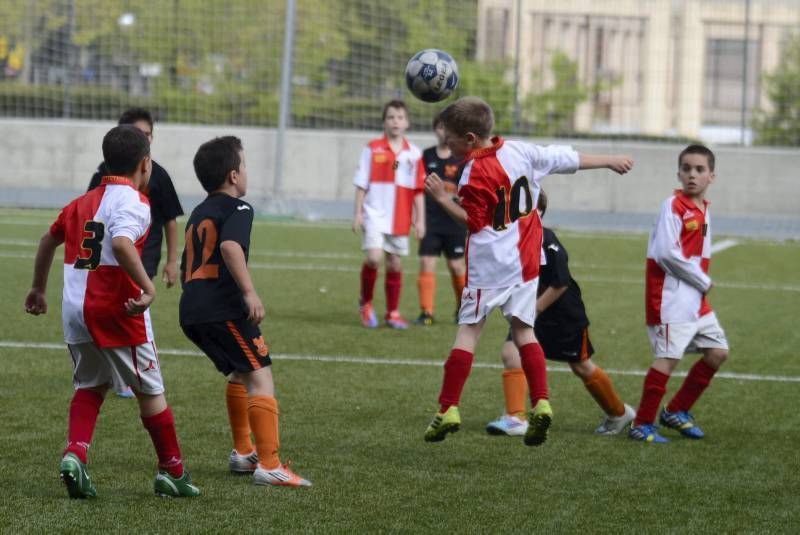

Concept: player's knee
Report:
left=569, top=359, right=594, bottom=380
left=705, top=348, right=728, bottom=368
left=500, top=341, right=520, bottom=368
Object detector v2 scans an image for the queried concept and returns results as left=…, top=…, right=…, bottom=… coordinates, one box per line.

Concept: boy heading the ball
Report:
left=629, top=144, right=729, bottom=444
left=24, top=125, right=200, bottom=499
left=179, top=136, right=310, bottom=487
left=423, top=96, right=633, bottom=446
left=353, top=99, right=425, bottom=329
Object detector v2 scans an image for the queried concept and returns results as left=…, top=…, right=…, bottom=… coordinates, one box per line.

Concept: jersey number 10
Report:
left=493, top=176, right=534, bottom=231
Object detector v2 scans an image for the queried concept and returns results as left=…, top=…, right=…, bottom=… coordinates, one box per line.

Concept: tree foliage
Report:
left=753, top=35, right=800, bottom=146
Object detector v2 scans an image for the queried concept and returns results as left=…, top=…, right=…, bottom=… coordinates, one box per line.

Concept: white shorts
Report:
left=67, top=341, right=165, bottom=395
left=458, top=279, right=539, bottom=326
left=647, top=312, right=729, bottom=360
left=362, top=227, right=409, bottom=256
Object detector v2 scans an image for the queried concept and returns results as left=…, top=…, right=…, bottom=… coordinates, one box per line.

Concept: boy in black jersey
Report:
left=179, top=136, right=310, bottom=487
left=415, top=113, right=467, bottom=325
left=485, top=191, right=636, bottom=436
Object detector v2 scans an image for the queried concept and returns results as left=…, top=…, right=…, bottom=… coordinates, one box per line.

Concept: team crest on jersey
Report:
left=444, top=164, right=459, bottom=179
left=374, top=154, right=387, bottom=164
left=252, top=336, right=269, bottom=357
left=684, top=220, right=699, bottom=231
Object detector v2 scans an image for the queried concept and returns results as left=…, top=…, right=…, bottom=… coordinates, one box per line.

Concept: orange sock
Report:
left=502, top=368, right=528, bottom=417
left=583, top=366, right=625, bottom=417
left=451, top=273, right=466, bottom=309
left=226, top=382, right=254, bottom=454
left=247, top=395, right=281, bottom=470
left=417, top=272, right=436, bottom=314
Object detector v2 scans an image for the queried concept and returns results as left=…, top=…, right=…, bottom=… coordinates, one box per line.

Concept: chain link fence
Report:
left=1, top=0, right=799, bottom=145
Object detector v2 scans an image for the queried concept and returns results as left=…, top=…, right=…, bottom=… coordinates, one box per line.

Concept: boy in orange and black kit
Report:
left=179, top=136, right=311, bottom=487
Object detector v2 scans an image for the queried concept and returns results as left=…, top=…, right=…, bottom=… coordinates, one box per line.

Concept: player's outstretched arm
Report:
left=24, top=232, right=63, bottom=315
left=112, top=236, right=156, bottom=315
left=578, top=154, right=634, bottom=175
left=425, top=173, right=467, bottom=227
left=220, top=240, right=265, bottom=325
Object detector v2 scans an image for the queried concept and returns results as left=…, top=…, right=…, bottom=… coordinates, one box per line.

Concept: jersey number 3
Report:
left=493, top=176, right=533, bottom=231
left=184, top=220, right=220, bottom=282
left=74, top=221, right=105, bottom=270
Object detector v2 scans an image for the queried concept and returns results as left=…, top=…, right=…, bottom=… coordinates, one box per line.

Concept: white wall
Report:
left=1, top=119, right=798, bottom=219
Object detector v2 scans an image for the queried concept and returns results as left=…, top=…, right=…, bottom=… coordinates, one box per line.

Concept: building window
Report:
left=485, top=8, right=509, bottom=61
left=704, top=38, right=761, bottom=124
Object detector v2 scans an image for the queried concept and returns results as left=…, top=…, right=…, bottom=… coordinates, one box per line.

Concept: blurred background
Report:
left=1, top=0, right=798, bottom=237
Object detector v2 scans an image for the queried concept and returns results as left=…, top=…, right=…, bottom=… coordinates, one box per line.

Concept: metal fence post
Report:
left=273, top=0, right=296, bottom=203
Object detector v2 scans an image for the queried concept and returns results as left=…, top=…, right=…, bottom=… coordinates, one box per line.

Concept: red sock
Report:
left=141, top=407, right=184, bottom=478
left=634, top=368, right=670, bottom=426
left=667, top=359, right=717, bottom=413
left=63, top=389, right=104, bottom=464
left=438, top=349, right=473, bottom=412
left=360, top=263, right=377, bottom=304
left=519, top=343, right=548, bottom=405
left=385, top=270, right=402, bottom=313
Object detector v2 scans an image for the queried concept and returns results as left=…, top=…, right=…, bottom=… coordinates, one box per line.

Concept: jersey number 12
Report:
left=184, top=220, right=220, bottom=282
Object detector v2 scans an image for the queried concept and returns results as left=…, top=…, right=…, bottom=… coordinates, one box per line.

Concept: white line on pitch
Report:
left=1, top=340, right=799, bottom=384
left=711, top=239, right=738, bottom=254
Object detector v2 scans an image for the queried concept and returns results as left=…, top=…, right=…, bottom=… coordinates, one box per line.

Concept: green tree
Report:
left=522, top=51, right=591, bottom=136
left=753, top=35, right=800, bottom=146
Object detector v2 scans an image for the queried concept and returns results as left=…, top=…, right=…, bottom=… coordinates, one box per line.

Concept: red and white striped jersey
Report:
left=353, top=136, right=425, bottom=236
left=49, top=176, right=154, bottom=348
left=645, top=190, right=713, bottom=325
left=459, top=137, right=579, bottom=289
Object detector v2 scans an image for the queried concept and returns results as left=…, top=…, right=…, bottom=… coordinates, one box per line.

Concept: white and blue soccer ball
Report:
left=404, top=49, right=459, bottom=103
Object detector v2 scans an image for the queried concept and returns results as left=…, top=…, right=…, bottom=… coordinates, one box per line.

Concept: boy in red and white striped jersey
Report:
left=353, top=100, right=425, bottom=329
left=422, top=97, right=633, bottom=446
left=24, top=126, right=200, bottom=498
left=629, top=144, right=729, bottom=444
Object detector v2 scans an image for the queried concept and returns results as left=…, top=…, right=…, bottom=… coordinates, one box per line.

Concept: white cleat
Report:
left=253, top=463, right=312, bottom=487
left=228, top=449, right=259, bottom=473
left=485, top=413, right=529, bottom=436
left=595, top=403, right=636, bottom=435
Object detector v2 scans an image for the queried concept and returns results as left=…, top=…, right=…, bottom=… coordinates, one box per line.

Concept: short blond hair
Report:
left=439, top=96, right=494, bottom=138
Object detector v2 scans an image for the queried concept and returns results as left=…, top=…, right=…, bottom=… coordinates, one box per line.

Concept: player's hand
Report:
left=352, top=213, right=364, bottom=234
left=243, top=290, right=265, bottom=325
left=162, top=261, right=178, bottom=288
left=24, top=288, right=47, bottom=315
left=415, top=220, right=426, bottom=241
left=608, top=156, right=634, bottom=175
left=424, top=173, right=448, bottom=201
left=125, top=290, right=155, bottom=316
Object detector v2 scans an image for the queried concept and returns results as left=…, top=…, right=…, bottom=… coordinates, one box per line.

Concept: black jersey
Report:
left=422, top=146, right=463, bottom=234
left=179, top=193, right=254, bottom=326
left=89, top=160, right=184, bottom=278
left=536, top=228, right=589, bottom=331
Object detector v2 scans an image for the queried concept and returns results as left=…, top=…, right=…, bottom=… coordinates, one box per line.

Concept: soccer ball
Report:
left=404, top=49, right=459, bottom=103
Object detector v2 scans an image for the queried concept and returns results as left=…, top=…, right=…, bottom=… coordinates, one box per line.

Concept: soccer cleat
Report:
left=595, top=403, right=637, bottom=435
left=60, top=453, right=97, bottom=499
left=253, top=462, right=312, bottom=487
left=359, top=302, right=378, bottom=328
left=415, top=311, right=434, bottom=326
left=485, top=414, right=529, bottom=436
left=154, top=470, right=201, bottom=497
left=228, top=449, right=259, bottom=473
left=628, top=423, right=669, bottom=443
left=424, top=406, right=461, bottom=442
left=524, top=399, right=553, bottom=446
left=659, top=408, right=705, bottom=439
left=116, top=386, right=135, bottom=398
left=385, top=310, right=409, bottom=330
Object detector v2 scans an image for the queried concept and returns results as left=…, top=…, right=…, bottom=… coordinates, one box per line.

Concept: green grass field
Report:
left=1, top=207, right=799, bottom=533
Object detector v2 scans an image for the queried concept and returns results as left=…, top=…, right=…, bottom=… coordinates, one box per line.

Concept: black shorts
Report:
left=506, top=325, right=594, bottom=363
left=182, top=318, right=272, bottom=376
left=418, top=229, right=466, bottom=259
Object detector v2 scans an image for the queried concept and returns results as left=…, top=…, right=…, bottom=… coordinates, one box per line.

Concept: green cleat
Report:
left=424, top=406, right=461, bottom=442
left=524, top=399, right=553, bottom=446
left=60, top=453, right=97, bottom=499
left=154, top=470, right=201, bottom=498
